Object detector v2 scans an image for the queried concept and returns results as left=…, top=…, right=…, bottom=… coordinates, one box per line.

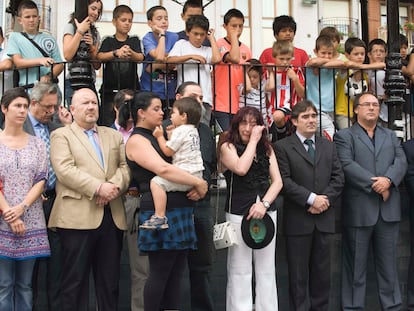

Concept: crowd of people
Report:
left=1, top=0, right=414, bottom=311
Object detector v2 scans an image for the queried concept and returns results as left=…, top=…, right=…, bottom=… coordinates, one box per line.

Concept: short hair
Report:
left=18, top=0, right=38, bottom=16
left=319, top=26, right=341, bottom=43
left=113, top=4, right=133, bottom=19
left=0, top=26, right=3, bottom=38
left=368, top=38, right=387, bottom=53
left=182, top=0, right=203, bottom=15
left=315, top=35, right=334, bottom=51
left=344, top=37, right=366, bottom=54
left=291, top=100, right=317, bottom=120
left=176, top=81, right=200, bottom=96
left=246, top=58, right=263, bottom=76
left=272, top=40, right=294, bottom=57
left=353, top=91, right=377, bottom=108
left=400, top=34, right=408, bottom=47
left=147, top=5, right=166, bottom=21
left=1, top=87, right=30, bottom=110
left=223, top=8, right=244, bottom=25
left=173, top=97, right=202, bottom=126
left=30, top=82, right=59, bottom=103
left=273, top=15, right=297, bottom=37
left=186, top=15, right=209, bottom=33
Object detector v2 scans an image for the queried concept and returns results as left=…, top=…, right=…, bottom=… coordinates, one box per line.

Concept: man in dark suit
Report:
left=403, top=139, right=414, bottom=311
left=334, top=92, right=407, bottom=311
left=274, top=100, right=344, bottom=311
left=25, top=82, right=72, bottom=311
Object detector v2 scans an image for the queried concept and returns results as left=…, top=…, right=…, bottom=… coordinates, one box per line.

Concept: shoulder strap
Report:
left=21, top=32, right=49, bottom=58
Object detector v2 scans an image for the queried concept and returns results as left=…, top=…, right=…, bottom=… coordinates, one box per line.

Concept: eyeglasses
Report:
left=358, top=102, right=380, bottom=108
left=36, top=101, right=57, bottom=112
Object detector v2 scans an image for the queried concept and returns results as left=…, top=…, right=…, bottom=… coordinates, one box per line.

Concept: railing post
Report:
left=384, top=0, right=406, bottom=139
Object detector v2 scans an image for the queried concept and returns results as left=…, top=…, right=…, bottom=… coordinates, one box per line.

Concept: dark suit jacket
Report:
left=274, top=134, right=344, bottom=235
left=334, top=123, right=407, bottom=227
left=23, top=117, right=62, bottom=136
left=403, top=139, right=414, bottom=197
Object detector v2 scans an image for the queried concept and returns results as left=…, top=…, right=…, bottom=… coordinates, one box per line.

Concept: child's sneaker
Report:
left=139, top=215, right=169, bottom=230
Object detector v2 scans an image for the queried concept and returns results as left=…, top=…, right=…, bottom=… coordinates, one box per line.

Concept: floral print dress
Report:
left=0, top=135, right=50, bottom=260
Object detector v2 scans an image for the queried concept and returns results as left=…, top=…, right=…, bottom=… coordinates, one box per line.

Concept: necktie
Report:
left=36, top=123, right=56, bottom=189
left=85, top=129, right=104, bottom=167
left=304, top=139, right=315, bottom=162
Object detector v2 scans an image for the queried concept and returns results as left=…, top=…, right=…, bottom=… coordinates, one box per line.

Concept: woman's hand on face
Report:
left=247, top=202, right=267, bottom=220
left=250, top=125, right=265, bottom=144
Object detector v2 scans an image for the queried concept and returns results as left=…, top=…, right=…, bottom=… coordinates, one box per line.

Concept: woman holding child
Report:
left=124, top=92, right=207, bottom=311
left=219, top=106, right=283, bottom=311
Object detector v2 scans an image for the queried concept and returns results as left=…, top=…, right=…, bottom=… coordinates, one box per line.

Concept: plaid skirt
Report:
left=138, top=206, right=197, bottom=252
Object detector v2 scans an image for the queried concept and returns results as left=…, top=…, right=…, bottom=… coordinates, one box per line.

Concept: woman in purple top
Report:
left=0, top=87, right=49, bottom=311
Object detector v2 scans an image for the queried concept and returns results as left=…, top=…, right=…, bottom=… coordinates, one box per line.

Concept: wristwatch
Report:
left=262, top=200, right=270, bottom=209
left=159, top=33, right=166, bottom=38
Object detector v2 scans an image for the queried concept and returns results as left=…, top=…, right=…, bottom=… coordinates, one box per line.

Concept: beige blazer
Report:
left=48, top=122, right=130, bottom=230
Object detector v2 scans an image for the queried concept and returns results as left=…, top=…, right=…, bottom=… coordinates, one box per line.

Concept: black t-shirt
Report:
left=99, top=35, right=142, bottom=91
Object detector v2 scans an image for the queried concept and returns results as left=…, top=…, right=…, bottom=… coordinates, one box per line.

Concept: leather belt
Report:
left=125, top=189, right=140, bottom=196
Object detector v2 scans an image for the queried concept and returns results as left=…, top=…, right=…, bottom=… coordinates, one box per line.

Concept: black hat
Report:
left=241, top=213, right=275, bottom=249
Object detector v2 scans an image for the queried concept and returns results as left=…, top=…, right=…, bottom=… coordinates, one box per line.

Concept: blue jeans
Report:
left=0, top=257, right=36, bottom=311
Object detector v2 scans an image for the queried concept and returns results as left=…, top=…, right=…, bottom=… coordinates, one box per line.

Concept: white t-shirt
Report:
left=169, top=39, right=213, bottom=105
left=166, top=124, right=204, bottom=174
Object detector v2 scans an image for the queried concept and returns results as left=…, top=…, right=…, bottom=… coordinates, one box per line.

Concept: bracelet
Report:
left=76, top=29, right=85, bottom=36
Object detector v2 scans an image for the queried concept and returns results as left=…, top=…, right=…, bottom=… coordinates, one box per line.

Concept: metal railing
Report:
left=1, top=60, right=412, bottom=140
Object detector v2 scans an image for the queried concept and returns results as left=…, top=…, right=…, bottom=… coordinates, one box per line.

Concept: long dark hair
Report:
left=70, top=0, right=102, bottom=40
left=224, top=106, right=271, bottom=155
left=115, top=89, right=135, bottom=129
left=119, top=92, right=161, bottom=125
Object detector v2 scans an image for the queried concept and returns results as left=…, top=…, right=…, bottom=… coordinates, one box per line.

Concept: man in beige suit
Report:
left=49, top=88, right=130, bottom=311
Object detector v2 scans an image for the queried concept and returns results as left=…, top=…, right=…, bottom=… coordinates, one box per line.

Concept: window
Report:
left=220, top=0, right=250, bottom=27
left=101, top=0, right=160, bottom=22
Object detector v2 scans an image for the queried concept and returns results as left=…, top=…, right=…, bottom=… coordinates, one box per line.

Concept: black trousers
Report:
left=145, top=249, right=188, bottom=311
left=187, top=203, right=215, bottom=311
left=58, top=208, right=123, bottom=311
left=286, top=229, right=333, bottom=311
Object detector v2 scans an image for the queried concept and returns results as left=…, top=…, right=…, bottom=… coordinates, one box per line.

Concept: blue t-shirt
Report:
left=140, top=31, right=178, bottom=100
left=7, top=32, right=63, bottom=86
left=306, top=67, right=336, bottom=113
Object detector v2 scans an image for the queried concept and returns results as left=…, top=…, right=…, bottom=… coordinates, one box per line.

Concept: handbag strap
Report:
left=214, top=172, right=233, bottom=224
left=21, top=32, right=49, bottom=57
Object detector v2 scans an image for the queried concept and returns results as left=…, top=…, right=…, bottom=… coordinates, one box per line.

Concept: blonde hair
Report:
left=272, top=40, right=294, bottom=58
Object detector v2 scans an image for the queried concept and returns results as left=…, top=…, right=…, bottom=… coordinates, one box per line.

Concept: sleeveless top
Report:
left=224, top=143, right=275, bottom=215
left=127, top=127, right=197, bottom=251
